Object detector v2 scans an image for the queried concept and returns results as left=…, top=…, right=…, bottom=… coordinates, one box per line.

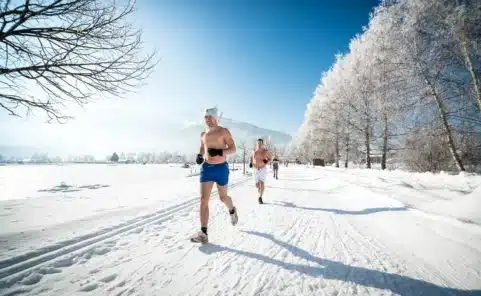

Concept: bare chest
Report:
left=253, top=150, right=266, bottom=161
left=202, top=129, right=225, bottom=147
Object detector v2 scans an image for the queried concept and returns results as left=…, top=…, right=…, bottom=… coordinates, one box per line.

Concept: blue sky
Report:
left=140, top=0, right=380, bottom=134
left=1, top=0, right=379, bottom=155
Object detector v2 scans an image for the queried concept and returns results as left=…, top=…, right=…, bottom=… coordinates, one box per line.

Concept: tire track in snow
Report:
left=106, top=179, right=252, bottom=296
left=335, top=216, right=396, bottom=295
left=328, top=214, right=360, bottom=295
left=334, top=213, right=466, bottom=295
left=0, top=176, right=250, bottom=291
left=342, top=206, right=474, bottom=291
left=245, top=211, right=307, bottom=296
left=300, top=214, right=329, bottom=296
left=185, top=193, right=278, bottom=295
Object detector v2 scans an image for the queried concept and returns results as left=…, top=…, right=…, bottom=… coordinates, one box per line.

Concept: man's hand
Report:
left=263, top=151, right=271, bottom=164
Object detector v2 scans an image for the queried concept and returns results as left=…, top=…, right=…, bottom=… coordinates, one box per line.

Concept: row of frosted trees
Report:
left=295, top=0, right=481, bottom=173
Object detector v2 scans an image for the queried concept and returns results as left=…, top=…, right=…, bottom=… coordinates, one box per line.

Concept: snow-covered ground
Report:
left=0, top=164, right=480, bottom=295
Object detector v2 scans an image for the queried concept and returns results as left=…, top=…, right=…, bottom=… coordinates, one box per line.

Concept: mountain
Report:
left=180, top=118, right=292, bottom=150
left=0, top=119, right=293, bottom=158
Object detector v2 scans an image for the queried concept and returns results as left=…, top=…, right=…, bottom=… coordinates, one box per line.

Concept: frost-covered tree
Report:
left=295, top=0, right=481, bottom=173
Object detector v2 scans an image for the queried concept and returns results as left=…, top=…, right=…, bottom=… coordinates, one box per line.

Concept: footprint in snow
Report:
left=104, top=241, right=117, bottom=247
left=130, top=227, right=144, bottom=234
left=38, top=267, right=61, bottom=275
left=89, top=269, right=100, bottom=274
left=83, top=247, right=112, bottom=260
left=52, top=257, right=75, bottom=268
left=21, top=273, right=43, bottom=285
left=79, top=283, right=98, bottom=292
left=99, top=274, right=117, bottom=283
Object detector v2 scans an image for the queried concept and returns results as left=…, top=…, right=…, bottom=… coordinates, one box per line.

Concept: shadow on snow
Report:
left=267, top=201, right=409, bottom=215
left=199, top=231, right=479, bottom=295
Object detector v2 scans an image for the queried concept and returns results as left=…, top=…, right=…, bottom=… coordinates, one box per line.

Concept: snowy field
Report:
left=0, top=164, right=481, bottom=295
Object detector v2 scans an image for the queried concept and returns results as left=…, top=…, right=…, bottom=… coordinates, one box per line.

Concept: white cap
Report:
left=204, top=107, right=223, bottom=123
left=204, top=107, right=218, bottom=119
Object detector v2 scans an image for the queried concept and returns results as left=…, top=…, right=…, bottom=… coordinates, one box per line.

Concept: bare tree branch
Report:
left=0, top=0, right=158, bottom=121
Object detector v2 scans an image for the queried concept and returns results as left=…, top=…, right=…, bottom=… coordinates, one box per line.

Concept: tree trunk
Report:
left=344, top=106, right=351, bottom=168
left=428, top=81, right=465, bottom=171
left=242, top=147, right=246, bottom=175
left=335, top=132, right=340, bottom=168
left=344, top=135, right=350, bottom=168
left=365, top=117, right=371, bottom=169
left=456, top=25, right=481, bottom=113
left=381, top=113, right=388, bottom=170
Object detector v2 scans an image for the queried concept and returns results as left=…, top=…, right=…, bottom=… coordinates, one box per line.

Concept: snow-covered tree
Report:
left=295, top=0, right=481, bottom=173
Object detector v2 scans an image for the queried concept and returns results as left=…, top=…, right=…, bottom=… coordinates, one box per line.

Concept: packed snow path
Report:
left=1, top=166, right=481, bottom=296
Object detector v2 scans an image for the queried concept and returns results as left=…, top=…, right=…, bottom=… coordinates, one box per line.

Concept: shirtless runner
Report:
left=190, top=107, right=238, bottom=243
left=249, top=138, right=271, bottom=204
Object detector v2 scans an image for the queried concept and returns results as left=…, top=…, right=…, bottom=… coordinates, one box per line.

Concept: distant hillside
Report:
left=0, top=119, right=293, bottom=158
left=180, top=118, right=292, bottom=149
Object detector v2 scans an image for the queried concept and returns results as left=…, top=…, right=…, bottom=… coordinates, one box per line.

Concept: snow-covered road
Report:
left=1, top=165, right=480, bottom=295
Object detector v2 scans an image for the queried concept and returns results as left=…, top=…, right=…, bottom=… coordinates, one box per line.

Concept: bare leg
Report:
left=217, top=184, right=234, bottom=210
left=200, top=182, right=214, bottom=227
left=259, top=181, right=265, bottom=197
left=218, top=184, right=238, bottom=225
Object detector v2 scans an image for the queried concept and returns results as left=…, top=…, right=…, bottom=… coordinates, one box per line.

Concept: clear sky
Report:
left=0, top=0, right=380, bottom=156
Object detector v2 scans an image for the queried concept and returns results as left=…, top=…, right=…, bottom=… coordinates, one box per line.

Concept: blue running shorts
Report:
left=200, top=162, right=229, bottom=186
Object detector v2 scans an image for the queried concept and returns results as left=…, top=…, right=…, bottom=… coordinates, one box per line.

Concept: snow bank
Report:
left=425, top=186, right=481, bottom=224
left=310, top=166, right=481, bottom=225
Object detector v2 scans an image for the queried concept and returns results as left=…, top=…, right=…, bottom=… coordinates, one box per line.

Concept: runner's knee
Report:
left=200, top=194, right=209, bottom=204
left=219, top=193, right=228, bottom=202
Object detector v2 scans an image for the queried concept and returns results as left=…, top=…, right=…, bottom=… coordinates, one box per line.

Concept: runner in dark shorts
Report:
left=272, top=157, right=279, bottom=179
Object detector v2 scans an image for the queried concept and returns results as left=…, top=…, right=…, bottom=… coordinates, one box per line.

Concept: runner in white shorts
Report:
left=249, top=138, right=271, bottom=204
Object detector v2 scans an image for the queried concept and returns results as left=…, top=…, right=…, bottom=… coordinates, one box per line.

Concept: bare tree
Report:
left=238, top=140, right=247, bottom=174
left=0, top=0, right=157, bottom=122
left=449, top=0, right=481, bottom=113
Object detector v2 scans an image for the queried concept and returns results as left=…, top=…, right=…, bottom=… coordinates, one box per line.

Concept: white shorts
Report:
left=253, top=167, right=267, bottom=183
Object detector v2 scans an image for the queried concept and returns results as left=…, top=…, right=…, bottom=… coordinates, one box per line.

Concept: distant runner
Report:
left=190, top=107, right=238, bottom=243
left=249, top=138, right=271, bottom=204
left=272, top=156, right=279, bottom=179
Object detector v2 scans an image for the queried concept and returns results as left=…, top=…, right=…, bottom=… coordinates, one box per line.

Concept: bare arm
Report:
left=199, top=132, right=205, bottom=155
left=265, top=151, right=272, bottom=162
left=222, top=128, right=236, bottom=155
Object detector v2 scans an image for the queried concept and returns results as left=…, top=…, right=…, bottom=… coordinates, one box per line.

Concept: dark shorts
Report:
left=200, top=162, right=229, bottom=186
